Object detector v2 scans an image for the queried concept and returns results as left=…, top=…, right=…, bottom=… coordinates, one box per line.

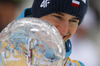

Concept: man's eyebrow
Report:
left=72, top=17, right=79, bottom=20
left=56, top=13, right=65, bottom=16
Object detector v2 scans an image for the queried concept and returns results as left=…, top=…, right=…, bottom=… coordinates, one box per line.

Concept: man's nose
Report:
left=55, top=22, right=68, bottom=36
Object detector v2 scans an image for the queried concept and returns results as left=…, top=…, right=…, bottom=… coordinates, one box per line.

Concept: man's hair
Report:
left=32, top=0, right=88, bottom=25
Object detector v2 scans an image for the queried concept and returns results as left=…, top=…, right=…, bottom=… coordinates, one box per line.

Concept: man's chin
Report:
left=63, top=36, right=71, bottom=42
left=64, top=38, right=68, bottom=42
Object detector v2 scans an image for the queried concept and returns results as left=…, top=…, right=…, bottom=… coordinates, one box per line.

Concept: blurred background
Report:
left=0, top=0, right=100, bottom=66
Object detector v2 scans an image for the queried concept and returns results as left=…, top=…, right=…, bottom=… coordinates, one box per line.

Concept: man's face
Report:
left=40, top=13, right=79, bottom=42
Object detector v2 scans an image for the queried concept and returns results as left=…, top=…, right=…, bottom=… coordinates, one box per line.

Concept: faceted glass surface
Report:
left=0, top=18, right=65, bottom=66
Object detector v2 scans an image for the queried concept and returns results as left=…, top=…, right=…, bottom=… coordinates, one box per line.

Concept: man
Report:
left=0, top=0, right=23, bottom=32
left=17, top=0, right=88, bottom=66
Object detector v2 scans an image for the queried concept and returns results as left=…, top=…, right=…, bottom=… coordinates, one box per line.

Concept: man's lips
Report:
left=63, top=36, right=66, bottom=39
left=61, top=33, right=70, bottom=40
left=63, top=34, right=70, bottom=40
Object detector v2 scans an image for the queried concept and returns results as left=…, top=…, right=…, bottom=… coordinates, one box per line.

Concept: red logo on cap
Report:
left=72, top=0, right=86, bottom=7
left=72, top=0, right=80, bottom=7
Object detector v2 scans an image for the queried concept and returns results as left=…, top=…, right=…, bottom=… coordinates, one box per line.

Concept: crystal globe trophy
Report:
left=0, top=18, right=66, bottom=66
